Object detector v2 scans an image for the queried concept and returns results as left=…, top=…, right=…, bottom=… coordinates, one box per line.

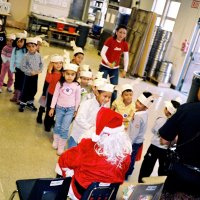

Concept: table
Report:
left=47, top=28, right=79, bottom=46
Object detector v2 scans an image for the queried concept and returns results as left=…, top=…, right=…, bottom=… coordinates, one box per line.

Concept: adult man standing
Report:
left=159, top=102, right=200, bottom=199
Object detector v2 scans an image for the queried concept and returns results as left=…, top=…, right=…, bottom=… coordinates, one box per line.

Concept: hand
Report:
left=47, top=62, right=54, bottom=73
left=49, top=108, right=54, bottom=117
left=107, top=62, right=114, bottom=68
left=120, top=70, right=126, bottom=78
left=73, top=111, right=77, bottom=118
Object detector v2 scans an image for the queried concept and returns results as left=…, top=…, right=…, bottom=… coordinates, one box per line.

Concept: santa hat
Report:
left=70, top=40, right=84, bottom=55
left=165, top=97, right=182, bottom=115
left=6, top=33, right=16, bottom=40
left=26, top=37, right=38, bottom=44
left=92, top=107, right=124, bottom=142
left=50, top=54, right=64, bottom=62
left=97, top=83, right=115, bottom=93
left=16, top=30, right=27, bottom=39
left=137, top=93, right=154, bottom=108
left=63, top=63, right=79, bottom=72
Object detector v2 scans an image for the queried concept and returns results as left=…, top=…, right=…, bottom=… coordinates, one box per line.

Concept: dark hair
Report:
left=171, top=100, right=181, bottom=109
left=122, top=89, right=133, bottom=95
left=74, top=52, right=84, bottom=57
left=12, top=38, right=26, bottom=49
left=59, top=70, right=79, bottom=87
left=113, top=24, right=128, bottom=40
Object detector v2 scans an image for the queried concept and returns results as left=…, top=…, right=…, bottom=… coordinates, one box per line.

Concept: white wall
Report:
left=165, top=0, right=200, bottom=86
left=7, top=0, right=31, bottom=28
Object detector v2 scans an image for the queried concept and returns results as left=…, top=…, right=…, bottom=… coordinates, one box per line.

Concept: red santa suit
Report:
left=58, top=107, right=132, bottom=199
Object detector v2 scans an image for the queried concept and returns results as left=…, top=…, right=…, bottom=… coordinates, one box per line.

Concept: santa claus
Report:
left=56, top=107, right=132, bottom=199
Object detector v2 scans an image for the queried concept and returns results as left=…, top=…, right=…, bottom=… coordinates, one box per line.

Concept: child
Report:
left=138, top=98, right=181, bottom=183
left=49, top=63, right=81, bottom=155
left=125, top=91, right=154, bottom=180
left=42, top=55, right=64, bottom=132
left=111, top=83, right=135, bottom=129
left=99, top=24, right=129, bottom=103
left=0, top=33, right=16, bottom=93
left=70, top=40, right=84, bottom=66
left=0, top=19, right=6, bottom=73
left=10, top=31, right=27, bottom=103
left=79, top=64, right=93, bottom=102
left=68, top=82, right=115, bottom=149
left=19, top=37, right=43, bottom=112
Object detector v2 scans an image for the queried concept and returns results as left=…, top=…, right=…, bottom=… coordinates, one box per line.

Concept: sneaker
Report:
left=19, top=104, right=25, bottom=112
left=0, top=88, right=2, bottom=93
left=7, top=88, right=13, bottom=93
left=26, top=103, right=37, bottom=112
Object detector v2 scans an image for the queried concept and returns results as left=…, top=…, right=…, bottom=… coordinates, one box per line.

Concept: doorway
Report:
left=177, top=18, right=200, bottom=93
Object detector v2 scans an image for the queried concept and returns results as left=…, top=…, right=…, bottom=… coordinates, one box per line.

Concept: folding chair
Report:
left=9, top=177, right=71, bottom=200
left=81, top=182, right=120, bottom=200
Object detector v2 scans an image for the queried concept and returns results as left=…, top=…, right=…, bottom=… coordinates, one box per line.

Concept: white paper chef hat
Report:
left=6, top=33, right=16, bottom=40
left=50, top=54, right=64, bottom=62
left=80, top=64, right=93, bottom=78
left=165, top=97, right=182, bottom=115
left=97, top=83, right=115, bottom=93
left=35, top=36, right=42, bottom=43
left=16, top=30, right=27, bottom=39
left=95, top=71, right=104, bottom=79
left=70, top=40, right=84, bottom=55
left=26, top=37, right=38, bottom=44
left=137, top=93, right=154, bottom=108
left=63, top=63, right=79, bottom=72
left=121, top=84, right=133, bottom=93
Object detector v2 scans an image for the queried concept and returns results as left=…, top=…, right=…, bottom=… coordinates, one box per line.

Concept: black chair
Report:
left=9, top=177, right=71, bottom=200
left=81, top=182, right=120, bottom=200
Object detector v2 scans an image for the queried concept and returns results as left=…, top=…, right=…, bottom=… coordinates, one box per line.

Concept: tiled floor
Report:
left=0, top=28, right=187, bottom=199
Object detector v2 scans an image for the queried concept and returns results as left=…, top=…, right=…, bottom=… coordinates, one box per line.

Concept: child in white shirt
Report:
left=125, top=91, right=154, bottom=180
left=138, top=98, right=181, bottom=182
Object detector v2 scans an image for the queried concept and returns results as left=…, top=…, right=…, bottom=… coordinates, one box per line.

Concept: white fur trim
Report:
left=55, top=163, right=62, bottom=175
left=68, top=185, right=79, bottom=200
left=102, top=125, right=124, bottom=134
left=165, top=101, right=177, bottom=115
left=92, top=132, right=101, bottom=142
left=138, top=94, right=154, bottom=108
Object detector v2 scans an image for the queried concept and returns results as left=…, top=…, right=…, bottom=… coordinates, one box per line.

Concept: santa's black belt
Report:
left=183, top=164, right=200, bottom=173
left=74, top=179, right=86, bottom=195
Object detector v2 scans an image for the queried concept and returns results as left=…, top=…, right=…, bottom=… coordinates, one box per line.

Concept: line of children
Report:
left=125, top=92, right=155, bottom=180
left=68, top=81, right=114, bottom=149
left=19, top=37, right=43, bottom=112
left=138, top=97, right=181, bottom=183
left=0, top=33, right=16, bottom=93
left=111, top=83, right=135, bottom=130
left=10, top=31, right=27, bottom=103
left=49, top=63, right=81, bottom=155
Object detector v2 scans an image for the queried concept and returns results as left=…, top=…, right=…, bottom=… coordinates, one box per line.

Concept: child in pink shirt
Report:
left=49, top=63, right=81, bottom=155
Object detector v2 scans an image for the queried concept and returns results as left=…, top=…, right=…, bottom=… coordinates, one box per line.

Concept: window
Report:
left=152, top=0, right=181, bottom=32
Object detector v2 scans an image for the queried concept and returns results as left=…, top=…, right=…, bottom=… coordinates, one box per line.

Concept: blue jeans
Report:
left=125, top=142, right=143, bottom=180
left=53, top=106, right=75, bottom=139
left=67, top=136, right=77, bottom=149
left=99, top=64, right=119, bottom=103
